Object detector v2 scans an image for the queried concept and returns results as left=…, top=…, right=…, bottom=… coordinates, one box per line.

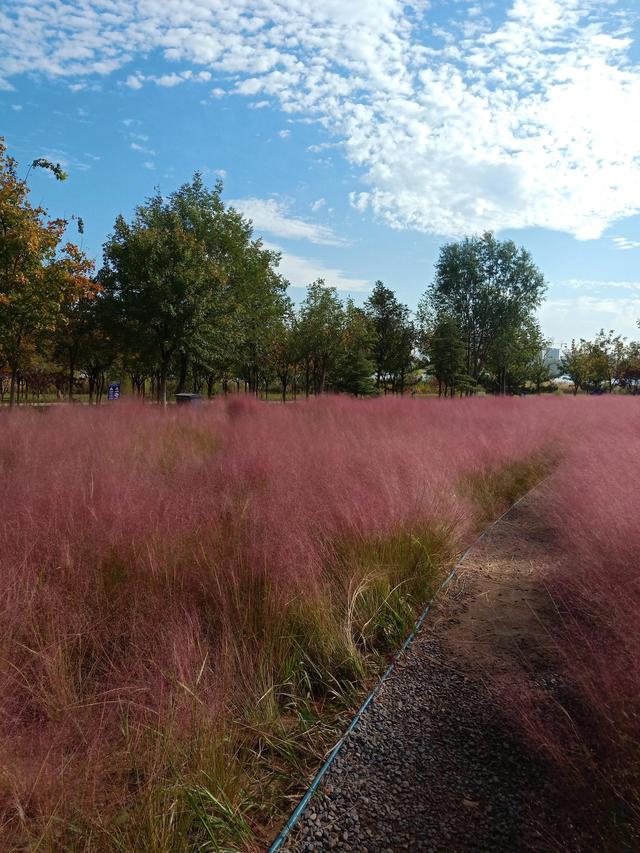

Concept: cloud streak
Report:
left=230, top=197, right=348, bottom=246
left=262, top=241, right=370, bottom=292
left=612, top=236, right=640, bottom=250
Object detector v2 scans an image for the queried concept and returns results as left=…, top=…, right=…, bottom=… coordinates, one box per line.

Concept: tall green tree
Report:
left=590, top=329, right=626, bottom=392
left=365, top=280, right=415, bottom=394
left=487, top=317, right=549, bottom=394
left=51, top=243, right=98, bottom=400
left=100, top=175, right=289, bottom=404
left=422, top=315, right=468, bottom=397
left=561, top=340, right=590, bottom=395
left=295, top=281, right=345, bottom=396
left=619, top=340, right=640, bottom=393
left=231, top=246, right=290, bottom=396
left=100, top=198, right=218, bottom=405
left=421, top=232, right=546, bottom=393
left=333, top=300, right=375, bottom=396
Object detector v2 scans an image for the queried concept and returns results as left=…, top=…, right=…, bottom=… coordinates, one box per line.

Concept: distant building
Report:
left=543, top=347, right=562, bottom=378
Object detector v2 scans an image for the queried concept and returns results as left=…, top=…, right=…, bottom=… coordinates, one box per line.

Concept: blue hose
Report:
left=268, top=490, right=533, bottom=852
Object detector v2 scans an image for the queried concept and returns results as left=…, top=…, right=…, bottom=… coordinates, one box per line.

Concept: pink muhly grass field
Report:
left=533, top=400, right=640, bottom=836
left=0, top=394, right=612, bottom=848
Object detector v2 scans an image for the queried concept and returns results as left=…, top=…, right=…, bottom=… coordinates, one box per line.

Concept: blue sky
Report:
left=2, top=0, right=640, bottom=345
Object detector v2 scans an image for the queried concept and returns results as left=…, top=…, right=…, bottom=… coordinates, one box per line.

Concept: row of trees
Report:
left=561, top=330, right=640, bottom=394
left=0, top=140, right=415, bottom=405
left=3, top=138, right=638, bottom=404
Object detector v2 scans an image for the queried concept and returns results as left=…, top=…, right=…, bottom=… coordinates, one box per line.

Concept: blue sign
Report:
left=107, top=382, right=121, bottom=401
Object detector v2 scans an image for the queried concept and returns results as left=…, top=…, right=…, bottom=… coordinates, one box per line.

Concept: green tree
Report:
left=423, top=232, right=546, bottom=392
left=100, top=179, right=228, bottom=404
left=619, top=340, right=640, bottom=393
left=365, top=280, right=414, bottom=394
left=333, top=299, right=375, bottom=396
left=100, top=175, right=289, bottom=404
left=296, top=280, right=345, bottom=396
left=76, top=295, right=119, bottom=403
left=267, top=307, right=297, bottom=402
left=423, top=315, right=468, bottom=397
left=528, top=337, right=553, bottom=395
left=561, top=340, right=590, bottom=395
left=487, top=318, right=549, bottom=394
left=231, top=248, right=290, bottom=396
left=590, top=329, right=626, bottom=392
left=51, top=243, right=98, bottom=400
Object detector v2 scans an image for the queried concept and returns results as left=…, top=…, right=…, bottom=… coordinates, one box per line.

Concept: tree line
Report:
left=2, top=139, right=639, bottom=405
left=561, top=330, right=640, bottom=395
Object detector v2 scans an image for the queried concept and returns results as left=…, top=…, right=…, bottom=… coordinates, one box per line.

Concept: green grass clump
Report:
left=461, top=452, right=553, bottom=530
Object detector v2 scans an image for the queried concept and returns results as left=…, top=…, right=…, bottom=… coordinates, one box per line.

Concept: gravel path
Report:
left=281, top=501, right=583, bottom=853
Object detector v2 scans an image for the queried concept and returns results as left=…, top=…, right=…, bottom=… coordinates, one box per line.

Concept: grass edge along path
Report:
left=264, top=455, right=551, bottom=852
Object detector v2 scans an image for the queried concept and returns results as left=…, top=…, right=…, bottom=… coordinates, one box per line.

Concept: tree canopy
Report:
left=418, top=232, right=548, bottom=395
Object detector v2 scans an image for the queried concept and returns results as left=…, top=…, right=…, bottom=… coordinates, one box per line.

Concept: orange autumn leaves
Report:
left=0, top=138, right=95, bottom=403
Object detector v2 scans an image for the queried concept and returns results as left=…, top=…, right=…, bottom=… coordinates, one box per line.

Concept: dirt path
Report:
left=282, top=499, right=586, bottom=852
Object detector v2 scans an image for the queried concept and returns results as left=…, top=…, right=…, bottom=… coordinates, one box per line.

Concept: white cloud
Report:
left=125, top=74, right=144, bottom=90
left=612, top=236, right=640, bottom=250
left=143, top=161, right=156, bottom=170
left=130, top=141, right=156, bottom=155
left=2, top=0, right=640, bottom=239
left=155, top=73, right=183, bottom=87
left=540, top=279, right=640, bottom=341
left=263, top=242, right=369, bottom=292
left=311, top=198, right=326, bottom=212
left=230, top=197, right=348, bottom=245
left=559, top=278, right=640, bottom=293
left=128, top=69, right=213, bottom=88
left=278, top=129, right=291, bottom=138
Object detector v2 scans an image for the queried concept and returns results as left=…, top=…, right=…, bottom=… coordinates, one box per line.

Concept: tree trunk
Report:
left=318, top=357, right=327, bottom=395
left=9, top=366, right=17, bottom=407
left=159, top=360, right=168, bottom=406
left=176, top=353, right=189, bottom=394
left=68, top=350, right=75, bottom=402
